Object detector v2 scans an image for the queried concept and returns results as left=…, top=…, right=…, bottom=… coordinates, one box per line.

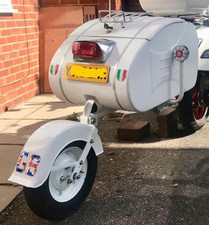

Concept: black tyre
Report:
left=178, top=87, right=209, bottom=132
left=24, top=141, right=97, bottom=220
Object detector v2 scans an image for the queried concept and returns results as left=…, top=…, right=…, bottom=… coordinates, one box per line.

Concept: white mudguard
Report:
left=9, top=120, right=103, bottom=188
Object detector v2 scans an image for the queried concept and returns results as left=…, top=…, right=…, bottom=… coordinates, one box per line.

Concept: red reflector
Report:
left=72, top=41, right=102, bottom=58
left=176, top=50, right=183, bottom=58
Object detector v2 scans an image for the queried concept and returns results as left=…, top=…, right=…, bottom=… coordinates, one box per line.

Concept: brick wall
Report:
left=0, top=0, right=39, bottom=114
left=40, top=0, right=143, bottom=12
left=41, top=0, right=123, bottom=11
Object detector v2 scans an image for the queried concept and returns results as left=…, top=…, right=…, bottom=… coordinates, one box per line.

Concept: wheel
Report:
left=178, top=86, right=209, bottom=132
left=24, top=141, right=97, bottom=220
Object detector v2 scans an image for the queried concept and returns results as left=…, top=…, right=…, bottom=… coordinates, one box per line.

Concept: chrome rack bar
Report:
left=99, top=10, right=150, bottom=27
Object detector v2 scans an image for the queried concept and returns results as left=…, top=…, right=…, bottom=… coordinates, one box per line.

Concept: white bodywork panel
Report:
left=197, top=26, right=209, bottom=71
left=49, top=16, right=198, bottom=112
left=9, top=120, right=103, bottom=188
left=116, top=20, right=198, bottom=111
left=139, top=0, right=209, bottom=15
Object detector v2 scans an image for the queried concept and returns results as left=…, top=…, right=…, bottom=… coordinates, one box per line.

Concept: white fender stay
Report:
left=8, top=120, right=103, bottom=188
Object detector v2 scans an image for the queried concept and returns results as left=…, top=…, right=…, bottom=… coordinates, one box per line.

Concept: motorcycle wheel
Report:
left=24, top=141, right=97, bottom=220
left=178, top=87, right=209, bottom=132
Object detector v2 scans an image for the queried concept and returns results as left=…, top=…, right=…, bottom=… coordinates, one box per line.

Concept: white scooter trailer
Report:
left=9, top=0, right=209, bottom=220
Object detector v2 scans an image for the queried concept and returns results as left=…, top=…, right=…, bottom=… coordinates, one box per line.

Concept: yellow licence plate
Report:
left=63, top=63, right=110, bottom=83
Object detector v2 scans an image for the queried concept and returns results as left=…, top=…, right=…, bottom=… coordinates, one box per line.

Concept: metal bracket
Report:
left=169, top=46, right=190, bottom=105
left=70, top=125, right=97, bottom=182
left=70, top=100, right=100, bottom=182
left=51, top=100, right=102, bottom=180
left=80, top=100, right=99, bottom=126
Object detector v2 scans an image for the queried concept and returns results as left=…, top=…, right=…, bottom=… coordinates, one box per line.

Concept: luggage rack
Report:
left=180, top=15, right=209, bottom=28
left=99, top=10, right=151, bottom=29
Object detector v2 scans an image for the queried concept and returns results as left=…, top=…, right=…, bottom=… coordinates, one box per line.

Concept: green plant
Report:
left=66, top=112, right=79, bottom=121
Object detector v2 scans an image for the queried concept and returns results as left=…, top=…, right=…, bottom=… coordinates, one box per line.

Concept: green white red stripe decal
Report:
left=117, top=69, right=127, bottom=82
left=50, top=64, right=59, bottom=75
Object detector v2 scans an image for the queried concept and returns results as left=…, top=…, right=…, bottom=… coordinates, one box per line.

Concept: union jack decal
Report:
left=16, top=152, right=41, bottom=177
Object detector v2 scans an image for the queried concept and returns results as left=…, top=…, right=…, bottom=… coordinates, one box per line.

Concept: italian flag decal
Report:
left=50, top=64, right=59, bottom=75
left=117, top=69, right=127, bottom=82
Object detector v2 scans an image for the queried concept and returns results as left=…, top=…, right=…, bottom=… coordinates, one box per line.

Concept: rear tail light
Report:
left=72, top=39, right=115, bottom=62
left=72, top=42, right=102, bottom=58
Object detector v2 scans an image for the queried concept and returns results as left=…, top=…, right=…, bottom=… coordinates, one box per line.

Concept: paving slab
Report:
left=0, top=120, right=19, bottom=133
left=0, top=94, right=64, bottom=120
left=117, top=120, right=150, bottom=142
left=0, top=186, right=22, bottom=213
left=0, top=145, right=23, bottom=212
left=26, top=94, right=63, bottom=103
left=26, top=102, right=84, bottom=120
left=0, top=103, right=44, bottom=120
left=157, top=109, right=178, bottom=138
left=0, top=120, right=46, bottom=145
left=0, top=145, right=22, bottom=183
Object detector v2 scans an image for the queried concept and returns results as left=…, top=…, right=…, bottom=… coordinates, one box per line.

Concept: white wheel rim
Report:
left=49, top=146, right=87, bottom=203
